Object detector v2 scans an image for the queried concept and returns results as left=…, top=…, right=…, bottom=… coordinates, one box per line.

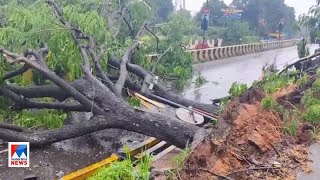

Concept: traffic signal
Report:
left=278, top=22, right=284, bottom=32
left=201, top=14, right=209, bottom=31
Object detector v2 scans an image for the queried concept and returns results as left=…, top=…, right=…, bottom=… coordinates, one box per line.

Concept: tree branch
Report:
left=109, top=57, right=220, bottom=114
left=3, top=64, right=30, bottom=80
left=115, top=41, right=140, bottom=93
left=0, top=48, right=106, bottom=115
left=0, top=87, right=87, bottom=112
left=12, top=101, right=89, bottom=112
left=0, top=123, right=28, bottom=132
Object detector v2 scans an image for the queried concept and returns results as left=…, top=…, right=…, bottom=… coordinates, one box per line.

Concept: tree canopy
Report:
left=0, top=0, right=218, bottom=150
left=195, top=0, right=297, bottom=41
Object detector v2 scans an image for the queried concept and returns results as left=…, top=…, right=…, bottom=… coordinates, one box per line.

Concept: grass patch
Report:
left=296, top=73, right=309, bottom=88
left=228, top=82, right=248, bottom=97
left=303, top=104, right=320, bottom=125
left=172, top=148, right=191, bottom=169
left=195, top=74, right=208, bottom=88
left=13, top=110, right=67, bottom=129
left=261, top=96, right=284, bottom=113
left=88, top=146, right=152, bottom=180
left=301, top=89, right=319, bottom=107
left=261, top=72, right=294, bottom=94
left=312, top=78, right=320, bottom=93
left=284, top=118, right=299, bottom=136
left=311, top=126, right=320, bottom=142
left=128, top=97, right=141, bottom=108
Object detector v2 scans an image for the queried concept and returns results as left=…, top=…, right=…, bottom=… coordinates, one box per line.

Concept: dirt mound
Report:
left=181, top=86, right=313, bottom=180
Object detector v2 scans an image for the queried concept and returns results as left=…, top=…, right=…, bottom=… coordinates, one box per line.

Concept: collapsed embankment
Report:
left=180, top=64, right=320, bottom=179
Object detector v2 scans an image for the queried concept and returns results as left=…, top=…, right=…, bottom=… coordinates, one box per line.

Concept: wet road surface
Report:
left=297, top=143, right=320, bottom=180
left=184, top=45, right=318, bottom=103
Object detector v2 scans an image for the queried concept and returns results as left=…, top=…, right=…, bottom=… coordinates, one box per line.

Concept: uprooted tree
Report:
left=0, top=0, right=219, bottom=149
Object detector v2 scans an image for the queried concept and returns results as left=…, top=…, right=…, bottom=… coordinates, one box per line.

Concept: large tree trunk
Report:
left=1, top=78, right=200, bottom=148
left=0, top=1, right=214, bottom=149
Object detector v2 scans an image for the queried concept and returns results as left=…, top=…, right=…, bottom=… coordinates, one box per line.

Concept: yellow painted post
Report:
left=61, top=154, right=119, bottom=180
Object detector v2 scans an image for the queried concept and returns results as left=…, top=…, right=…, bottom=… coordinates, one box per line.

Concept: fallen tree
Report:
left=0, top=0, right=218, bottom=149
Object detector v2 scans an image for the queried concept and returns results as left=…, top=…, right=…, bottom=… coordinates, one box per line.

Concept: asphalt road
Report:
left=184, top=44, right=318, bottom=103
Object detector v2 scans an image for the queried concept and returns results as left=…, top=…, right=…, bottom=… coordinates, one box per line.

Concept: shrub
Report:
left=304, top=104, right=320, bottom=125
left=261, top=96, right=284, bottom=113
left=128, top=97, right=141, bottom=108
left=284, top=118, right=299, bottom=136
left=195, top=74, right=208, bottom=88
left=229, top=82, right=248, bottom=97
left=261, top=72, right=294, bottom=94
left=172, top=148, right=190, bottom=169
left=312, top=78, right=320, bottom=93
left=88, top=146, right=152, bottom=180
left=261, top=96, right=277, bottom=110
left=301, top=89, right=319, bottom=107
left=296, top=73, right=309, bottom=88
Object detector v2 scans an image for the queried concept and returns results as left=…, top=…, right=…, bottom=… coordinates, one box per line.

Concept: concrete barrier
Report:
left=190, top=39, right=301, bottom=63
left=187, top=38, right=223, bottom=49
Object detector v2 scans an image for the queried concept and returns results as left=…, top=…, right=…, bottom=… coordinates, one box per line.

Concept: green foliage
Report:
left=228, top=82, right=248, bottom=97
left=261, top=96, right=277, bottom=110
left=88, top=146, right=152, bottom=180
left=195, top=74, right=208, bottom=88
left=233, top=0, right=297, bottom=38
left=261, top=96, right=284, bottom=113
left=304, top=104, right=320, bottom=125
left=297, top=38, right=310, bottom=58
left=261, top=72, right=294, bottom=94
left=301, top=89, right=320, bottom=107
left=317, top=68, right=320, bottom=78
left=0, top=1, right=111, bottom=82
left=283, top=110, right=299, bottom=136
left=13, top=110, right=67, bottom=129
left=296, top=73, right=309, bottom=88
left=172, top=148, right=190, bottom=169
left=223, top=20, right=253, bottom=45
left=128, top=97, right=141, bottom=108
left=242, top=36, right=260, bottom=44
left=312, top=78, right=320, bottom=93
left=135, top=10, right=194, bottom=89
left=284, top=118, right=299, bottom=136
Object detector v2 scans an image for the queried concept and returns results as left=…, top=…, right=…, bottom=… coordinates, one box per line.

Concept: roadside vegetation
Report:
left=88, top=146, right=153, bottom=180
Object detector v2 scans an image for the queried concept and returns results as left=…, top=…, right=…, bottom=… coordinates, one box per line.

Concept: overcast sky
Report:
left=184, top=0, right=317, bottom=17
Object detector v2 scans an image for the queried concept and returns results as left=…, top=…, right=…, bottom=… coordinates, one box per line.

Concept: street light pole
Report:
left=202, top=0, right=209, bottom=47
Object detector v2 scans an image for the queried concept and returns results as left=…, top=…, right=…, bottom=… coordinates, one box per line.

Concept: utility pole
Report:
left=201, top=0, right=209, bottom=48
left=278, top=22, right=284, bottom=41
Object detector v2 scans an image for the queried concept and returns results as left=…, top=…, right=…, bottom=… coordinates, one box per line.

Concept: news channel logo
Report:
left=8, top=142, right=30, bottom=167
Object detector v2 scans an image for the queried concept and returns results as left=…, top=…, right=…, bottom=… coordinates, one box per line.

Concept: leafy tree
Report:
left=0, top=0, right=217, bottom=150
left=232, top=0, right=297, bottom=38
left=299, top=5, right=320, bottom=43
left=150, top=0, right=174, bottom=22
left=196, top=0, right=227, bottom=27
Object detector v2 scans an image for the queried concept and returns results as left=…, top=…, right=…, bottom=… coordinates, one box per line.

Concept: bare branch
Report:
left=4, top=83, right=69, bottom=101
left=115, top=22, right=147, bottom=94
left=12, top=101, right=89, bottom=112
left=0, top=87, right=87, bottom=112
left=0, top=123, right=28, bottom=132
left=109, top=57, right=220, bottom=114
left=115, top=41, right=140, bottom=93
left=3, top=64, right=30, bottom=80
left=0, top=48, right=106, bottom=115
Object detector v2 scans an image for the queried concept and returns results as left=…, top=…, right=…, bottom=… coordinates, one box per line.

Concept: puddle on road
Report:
left=0, top=129, right=147, bottom=180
